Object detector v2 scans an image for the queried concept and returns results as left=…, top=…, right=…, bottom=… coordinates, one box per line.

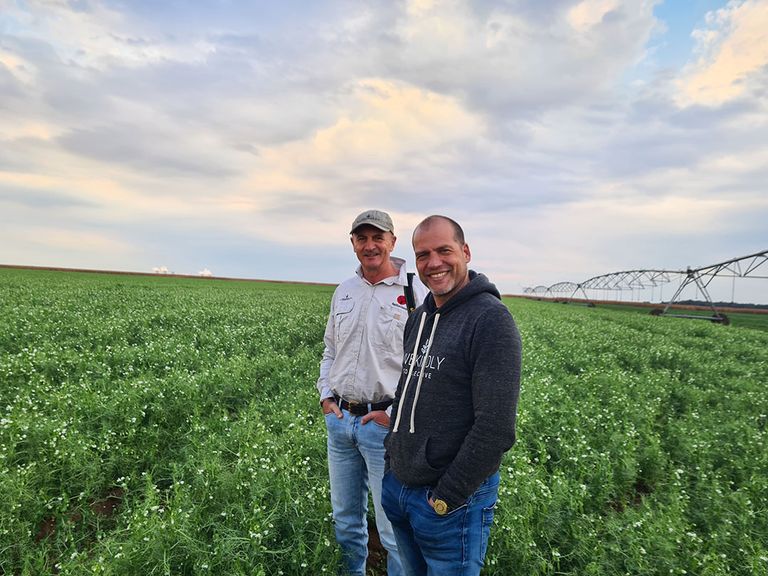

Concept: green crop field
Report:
left=1, top=268, right=767, bottom=575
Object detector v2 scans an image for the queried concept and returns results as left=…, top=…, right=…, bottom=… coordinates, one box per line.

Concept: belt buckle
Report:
left=347, top=401, right=366, bottom=416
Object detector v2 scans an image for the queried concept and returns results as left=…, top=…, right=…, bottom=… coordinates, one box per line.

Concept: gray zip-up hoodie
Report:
left=385, top=271, right=521, bottom=509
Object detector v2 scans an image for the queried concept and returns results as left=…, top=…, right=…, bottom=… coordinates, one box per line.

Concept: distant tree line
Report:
left=676, top=299, right=767, bottom=310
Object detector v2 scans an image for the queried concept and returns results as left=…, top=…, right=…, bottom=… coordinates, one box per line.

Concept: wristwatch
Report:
left=432, top=498, right=449, bottom=515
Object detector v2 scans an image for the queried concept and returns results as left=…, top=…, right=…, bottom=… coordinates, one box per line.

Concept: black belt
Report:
left=334, top=396, right=392, bottom=416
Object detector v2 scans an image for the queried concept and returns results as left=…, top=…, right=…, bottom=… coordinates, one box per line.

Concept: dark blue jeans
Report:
left=382, top=470, right=499, bottom=576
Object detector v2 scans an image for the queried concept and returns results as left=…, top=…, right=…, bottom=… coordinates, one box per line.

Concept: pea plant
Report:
left=1, top=269, right=766, bottom=575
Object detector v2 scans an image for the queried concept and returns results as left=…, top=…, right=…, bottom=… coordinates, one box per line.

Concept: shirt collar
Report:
left=355, top=256, right=408, bottom=286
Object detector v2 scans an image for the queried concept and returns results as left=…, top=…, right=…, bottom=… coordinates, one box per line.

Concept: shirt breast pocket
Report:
left=334, top=298, right=355, bottom=342
left=373, top=305, right=406, bottom=351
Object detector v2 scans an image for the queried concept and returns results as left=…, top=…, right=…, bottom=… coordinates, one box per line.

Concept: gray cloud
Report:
left=596, top=93, right=768, bottom=181
left=57, top=124, right=238, bottom=178
left=0, top=1, right=765, bottom=300
left=0, top=66, right=24, bottom=101
left=0, top=187, right=95, bottom=208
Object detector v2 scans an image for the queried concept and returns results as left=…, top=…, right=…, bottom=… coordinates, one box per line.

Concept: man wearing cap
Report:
left=317, top=209, right=426, bottom=576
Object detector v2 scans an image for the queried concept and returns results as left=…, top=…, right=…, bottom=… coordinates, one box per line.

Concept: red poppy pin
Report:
left=397, top=295, right=407, bottom=305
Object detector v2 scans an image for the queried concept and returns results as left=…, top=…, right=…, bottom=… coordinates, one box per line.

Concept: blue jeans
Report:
left=381, top=470, right=499, bottom=576
left=326, top=410, right=403, bottom=576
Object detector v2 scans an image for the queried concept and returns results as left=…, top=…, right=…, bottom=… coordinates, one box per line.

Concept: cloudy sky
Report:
left=1, top=0, right=766, bottom=302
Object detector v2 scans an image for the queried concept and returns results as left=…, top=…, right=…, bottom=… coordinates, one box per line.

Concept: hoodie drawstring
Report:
left=392, top=311, right=441, bottom=434
left=409, top=313, right=440, bottom=433
left=392, top=312, right=426, bottom=433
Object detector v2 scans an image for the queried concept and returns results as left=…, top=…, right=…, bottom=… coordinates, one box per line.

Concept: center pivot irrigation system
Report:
left=524, top=250, right=768, bottom=324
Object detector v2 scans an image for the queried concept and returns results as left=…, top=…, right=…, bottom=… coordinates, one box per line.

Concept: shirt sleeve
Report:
left=316, top=292, right=338, bottom=402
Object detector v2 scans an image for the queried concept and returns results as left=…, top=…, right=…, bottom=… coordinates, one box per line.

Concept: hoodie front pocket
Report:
left=391, top=433, right=442, bottom=486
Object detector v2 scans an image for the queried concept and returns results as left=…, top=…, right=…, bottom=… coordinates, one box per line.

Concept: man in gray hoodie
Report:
left=383, top=215, right=522, bottom=576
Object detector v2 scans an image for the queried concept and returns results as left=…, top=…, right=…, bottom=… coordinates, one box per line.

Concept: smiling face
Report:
left=413, top=217, right=471, bottom=307
left=351, top=224, right=397, bottom=283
